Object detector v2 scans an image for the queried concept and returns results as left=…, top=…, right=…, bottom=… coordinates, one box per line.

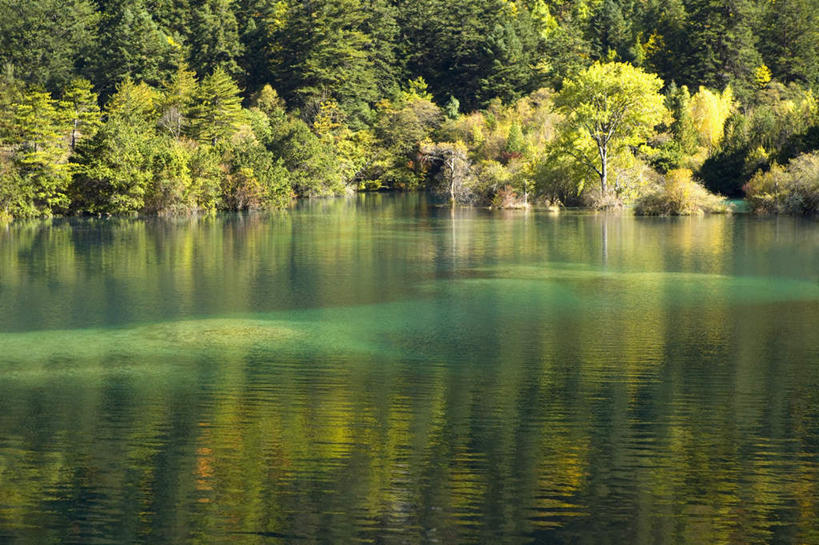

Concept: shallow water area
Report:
left=1, top=194, right=818, bottom=545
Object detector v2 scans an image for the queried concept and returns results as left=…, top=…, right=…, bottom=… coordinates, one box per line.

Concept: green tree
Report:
left=759, top=0, right=819, bottom=88
left=680, top=0, right=763, bottom=98
left=106, top=78, right=161, bottom=128
left=0, top=0, right=98, bottom=91
left=8, top=89, right=72, bottom=214
left=667, top=83, right=698, bottom=154
left=588, top=0, right=632, bottom=61
left=270, top=0, right=396, bottom=127
left=188, top=67, right=243, bottom=145
left=556, top=61, right=666, bottom=193
left=398, top=0, right=545, bottom=110
left=188, top=0, right=244, bottom=79
left=89, top=0, right=180, bottom=98
left=144, top=137, right=196, bottom=213
left=221, top=136, right=291, bottom=209
left=159, top=63, right=198, bottom=139
left=70, top=118, right=156, bottom=214
left=61, top=78, right=101, bottom=151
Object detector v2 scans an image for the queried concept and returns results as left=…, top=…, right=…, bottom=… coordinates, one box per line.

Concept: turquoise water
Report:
left=1, top=194, right=818, bottom=544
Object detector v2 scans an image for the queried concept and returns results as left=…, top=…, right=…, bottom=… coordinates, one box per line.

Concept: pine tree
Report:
left=666, top=83, right=698, bottom=154
left=188, top=0, right=244, bottom=79
left=61, top=78, right=101, bottom=151
left=681, top=0, right=763, bottom=98
left=106, top=78, right=161, bottom=128
left=759, top=0, right=819, bottom=88
left=588, top=0, right=632, bottom=61
left=271, top=0, right=390, bottom=127
left=0, top=0, right=98, bottom=91
left=397, top=0, right=544, bottom=110
left=159, top=63, right=198, bottom=139
left=89, top=0, right=180, bottom=98
left=9, top=89, right=72, bottom=213
left=188, top=67, right=243, bottom=145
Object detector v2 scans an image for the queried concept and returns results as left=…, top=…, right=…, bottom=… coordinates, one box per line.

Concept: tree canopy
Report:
left=556, top=62, right=666, bottom=194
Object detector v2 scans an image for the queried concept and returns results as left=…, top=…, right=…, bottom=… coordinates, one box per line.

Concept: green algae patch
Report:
left=0, top=318, right=306, bottom=368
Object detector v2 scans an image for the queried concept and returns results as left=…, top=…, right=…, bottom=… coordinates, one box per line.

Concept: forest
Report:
left=1, top=0, right=818, bottom=222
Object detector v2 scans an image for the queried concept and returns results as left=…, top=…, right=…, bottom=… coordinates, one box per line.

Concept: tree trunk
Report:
left=71, top=118, right=78, bottom=151
left=599, top=145, right=608, bottom=194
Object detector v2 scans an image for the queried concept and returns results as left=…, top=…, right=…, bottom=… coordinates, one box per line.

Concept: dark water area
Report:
left=1, top=194, right=818, bottom=544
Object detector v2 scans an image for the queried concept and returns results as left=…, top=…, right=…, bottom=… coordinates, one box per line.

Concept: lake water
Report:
left=1, top=194, right=818, bottom=545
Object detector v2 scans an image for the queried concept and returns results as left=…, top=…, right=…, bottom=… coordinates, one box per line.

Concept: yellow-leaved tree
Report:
left=689, top=86, right=734, bottom=151
left=555, top=62, right=666, bottom=195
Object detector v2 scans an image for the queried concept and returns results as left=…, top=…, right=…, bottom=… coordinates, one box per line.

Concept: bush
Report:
left=635, top=169, right=730, bottom=215
left=745, top=152, right=819, bottom=215
left=531, top=153, right=584, bottom=206
left=221, top=137, right=291, bottom=210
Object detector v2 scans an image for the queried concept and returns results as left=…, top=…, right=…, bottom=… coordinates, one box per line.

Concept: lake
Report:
left=1, top=193, right=818, bottom=545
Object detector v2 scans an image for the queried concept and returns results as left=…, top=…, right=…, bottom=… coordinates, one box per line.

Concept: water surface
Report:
left=1, top=194, right=818, bottom=544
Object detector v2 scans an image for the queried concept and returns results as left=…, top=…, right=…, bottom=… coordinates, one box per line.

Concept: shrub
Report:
left=745, top=152, right=819, bottom=215
left=531, top=153, right=584, bottom=206
left=635, top=169, right=730, bottom=215
left=581, top=153, right=659, bottom=209
left=491, top=185, right=528, bottom=209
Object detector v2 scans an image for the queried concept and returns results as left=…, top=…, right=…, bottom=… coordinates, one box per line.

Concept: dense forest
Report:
left=1, top=0, right=818, bottom=221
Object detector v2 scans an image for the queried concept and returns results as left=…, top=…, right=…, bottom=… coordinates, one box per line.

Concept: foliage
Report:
left=188, top=67, right=243, bottom=145
left=690, top=86, right=734, bottom=150
left=0, top=0, right=98, bottom=92
left=7, top=89, right=72, bottom=214
left=88, top=0, right=181, bottom=99
left=70, top=118, right=157, bottom=215
left=555, top=62, right=666, bottom=196
left=3, top=0, right=819, bottom=218
left=745, top=152, right=819, bottom=215
left=419, top=141, right=474, bottom=204
left=221, top=136, right=291, bottom=210
left=61, top=78, right=102, bottom=150
left=699, top=83, right=819, bottom=197
left=635, top=168, right=730, bottom=215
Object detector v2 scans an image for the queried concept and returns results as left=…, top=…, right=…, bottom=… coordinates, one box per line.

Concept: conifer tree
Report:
left=106, top=78, right=161, bottom=127
left=61, top=78, right=102, bottom=151
left=159, top=63, right=198, bottom=139
left=0, top=0, right=98, bottom=91
left=89, top=0, right=180, bottom=98
left=271, top=0, right=389, bottom=127
left=589, top=0, right=632, bottom=61
left=188, top=67, right=243, bottom=145
left=9, top=90, right=72, bottom=213
left=682, top=0, right=763, bottom=98
left=759, top=0, right=819, bottom=88
left=188, top=0, right=244, bottom=79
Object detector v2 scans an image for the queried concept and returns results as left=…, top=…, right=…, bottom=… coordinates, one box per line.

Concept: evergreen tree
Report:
left=588, top=0, right=632, bottom=61
left=159, top=63, right=198, bottom=139
left=89, top=0, right=180, bottom=98
left=0, top=0, right=98, bottom=91
left=477, top=9, right=545, bottom=105
left=397, top=0, right=544, bottom=110
left=667, top=83, right=698, bottom=154
left=270, top=0, right=393, bottom=127
left=70, top=118, right=157, bottom=214
left=188, top=0, right=244, bottom=79
left=681, top=0, right=763, bottom=98
left=61, top=78, right=102, bottom=151
left=8, top=89, right=72, bottom=213
left=759, top=0, right=819, bottom=88
left=106, top=78, right=161, bottom=128
left=188, top=68, right=243, bottom=144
